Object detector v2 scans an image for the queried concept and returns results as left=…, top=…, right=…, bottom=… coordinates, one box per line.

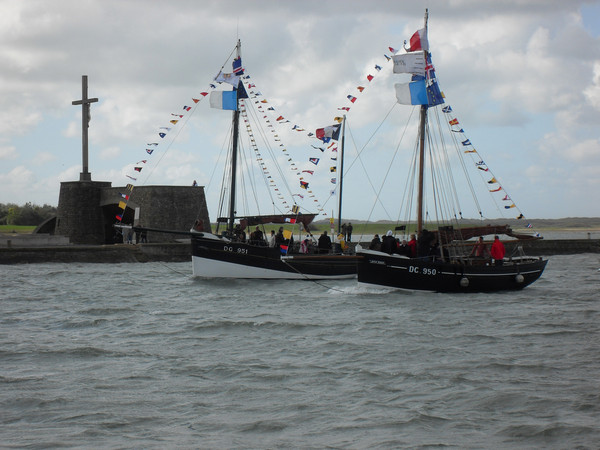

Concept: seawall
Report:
left=0, top=238, right=598, bottom=265
left=0, top=243, right=192, bottom=264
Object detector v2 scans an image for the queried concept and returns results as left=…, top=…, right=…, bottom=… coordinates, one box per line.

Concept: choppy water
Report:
left=1, top=254, right=599, bottom=448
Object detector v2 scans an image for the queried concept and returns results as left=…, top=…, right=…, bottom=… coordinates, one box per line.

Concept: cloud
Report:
left=0, top=146, right=18, bottom=160
left=0, top=0, right=599, bottom=219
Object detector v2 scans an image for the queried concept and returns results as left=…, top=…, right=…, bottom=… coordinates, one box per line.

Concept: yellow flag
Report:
left=118, top=201, right=126, bottom=210
left=283, top=230, right=292, bottom=239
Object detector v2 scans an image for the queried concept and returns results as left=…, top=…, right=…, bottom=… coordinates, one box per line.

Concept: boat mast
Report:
left=228, top=39, right=242, bottom=234
left=337, top=115, right=346, bottom=235
left=417, top=10, right=429, bottom=235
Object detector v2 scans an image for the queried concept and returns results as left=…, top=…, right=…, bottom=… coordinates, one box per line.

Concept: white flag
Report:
left=392, top=52, right=425, bottom=75
left=214, top=72, right=240, bottom=87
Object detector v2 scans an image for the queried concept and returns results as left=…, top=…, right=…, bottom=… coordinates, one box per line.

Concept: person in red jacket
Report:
left=407, top=233, right=417, bottom=258
left=490, top=235, right=506, bottom=265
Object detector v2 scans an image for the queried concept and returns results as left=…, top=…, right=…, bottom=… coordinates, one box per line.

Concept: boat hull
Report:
left=356, top=249, right=547, bottom=292
left=191, top=235, right=358, bottom=279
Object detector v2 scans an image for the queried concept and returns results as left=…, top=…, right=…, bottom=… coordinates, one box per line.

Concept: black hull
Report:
left=191, top=235, right=358, bottom=279
left=357, top=250, right=547, bottom=292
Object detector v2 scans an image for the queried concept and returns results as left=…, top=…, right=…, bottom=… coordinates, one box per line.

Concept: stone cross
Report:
left=72, top=75, right=98, bottom=181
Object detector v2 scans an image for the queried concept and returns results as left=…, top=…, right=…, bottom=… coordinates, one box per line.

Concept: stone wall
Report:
left=101, top=185, right=211, bottom=242
left=55, top=181, right=112, bottom=244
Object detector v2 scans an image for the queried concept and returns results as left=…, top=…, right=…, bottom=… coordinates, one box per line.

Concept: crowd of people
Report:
left=368, top=230, right=506, bottom=263
left=224, top=223, right=506, bottom=263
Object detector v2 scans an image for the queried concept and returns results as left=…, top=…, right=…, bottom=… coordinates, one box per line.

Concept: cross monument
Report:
left=72, top=75, right=98, bottom=181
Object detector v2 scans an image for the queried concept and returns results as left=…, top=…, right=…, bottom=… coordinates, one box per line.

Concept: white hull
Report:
left=191, top=255, right=355, bottom=280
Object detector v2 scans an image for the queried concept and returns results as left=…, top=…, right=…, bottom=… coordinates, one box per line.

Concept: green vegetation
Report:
left=0, top=202, right=57, bottom=227
left=0, top=225, right=36, bottom=234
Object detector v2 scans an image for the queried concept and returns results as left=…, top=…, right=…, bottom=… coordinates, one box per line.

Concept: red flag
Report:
left=407, top=28, right=429, bottom=52
left=367, top=74, right=374, bottom=82
left=449, top=118, right=459, bottom=126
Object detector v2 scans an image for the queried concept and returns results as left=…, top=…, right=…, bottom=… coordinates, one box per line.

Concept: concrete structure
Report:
left=46, top=75, right=212, bottom=245
left=53, top=183, right=210, bottom=244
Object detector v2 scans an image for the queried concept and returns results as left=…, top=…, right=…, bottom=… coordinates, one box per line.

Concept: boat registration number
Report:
left=223, top=245, right=248, bottom=255
left=409, top=266, right=437, bottom=276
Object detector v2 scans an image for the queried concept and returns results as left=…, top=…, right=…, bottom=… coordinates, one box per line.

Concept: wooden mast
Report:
left=228, top=39, right=242, bottom=234
left=337, top=115, right=346, bottom=235
left=417, top=9, right=429, bottom=234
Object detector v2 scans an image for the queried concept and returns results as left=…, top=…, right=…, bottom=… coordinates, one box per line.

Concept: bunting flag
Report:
left=300, top=181, right=309, bottom=189
left=119, top=193, right=129, bottom=200
left=504, top=204, right=516, bottom=209
left=116, top=214, right=122, bottom=221
left=118, top=201, right=126, bottom=210
left=392, top=52, right=425, bottom=75
left=146, top=149, right=154, bottom=155
left=183, top=106, right=191, bottom=111
left=462, top=139, right=472, bottom=146
left=347, top=95, right=357, bottom=103
left=209, top=91, right=237, bottom=110
left=302, top=170, right=314, bottom=175
left=331, top=178, right=336, bottom=183
left=442, top=106, right=452, bottom=113
left=126, top=184, right=134, bottom=191
left=406, top=27, right=429, bottom=52
left=309, top=157, right=320, bottom=165
left=134, top=167, right=142, bottom=172
left=389, top=46, right=399, bottom=54
left=488, top=178, right=497, bottom=184
left=395, top=81, right=428, bottom=105
left=330, top=167, right=336, bottom=172
left=449, top=118, right=459, bottom=126
left=367, top=74, right=374, bottom=82
left=291, top=204, right=300, bottom=214
left=315, top=125, right=341, bottom=142
left=489, top=186, right=502, bottom=192
left=357, top=86, right=365, bottom=92
left=214, top=72, right=239, bottom=87
left=232, top=56, right=244, bottom=75
left=284, top=218, right=296, bottom=224
left=159, top=132, right=166, bottom=138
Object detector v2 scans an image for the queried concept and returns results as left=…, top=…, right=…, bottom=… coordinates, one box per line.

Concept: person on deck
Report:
left=381, top=230, right=398, bottom=254
left=269, top=230, right=276, bottom=247
left=250, top=226, right=264, bottom=245
left=407, top=234, right=417, bottom=257
left=369, top=234, right=381, bottom=251
left=346, top=222, right=353, bottom=242
left=470, top=236, right=490, bottom=258
left=275, top=227, right=285, bottom=246
left=490, top=235, right=505, bottom=265
left=398, top=239, right=410, bottom=257
left=317, top=230, right=332, bottom=254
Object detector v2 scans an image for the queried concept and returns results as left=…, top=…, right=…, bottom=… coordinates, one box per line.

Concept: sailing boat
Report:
left=355, top=11, right=547, bottom=292
left=191, top=40, right=358, bottom=279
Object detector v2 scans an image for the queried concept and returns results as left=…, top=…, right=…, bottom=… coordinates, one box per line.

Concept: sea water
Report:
left=1, top=254, right=599, bottom=448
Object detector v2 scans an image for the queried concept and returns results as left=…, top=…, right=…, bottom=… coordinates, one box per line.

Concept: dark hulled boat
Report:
left=355, top=10, right=548, bottom=292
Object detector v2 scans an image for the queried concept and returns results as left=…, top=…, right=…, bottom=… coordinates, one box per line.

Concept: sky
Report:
left=1, top=0, right=600, bottom=222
